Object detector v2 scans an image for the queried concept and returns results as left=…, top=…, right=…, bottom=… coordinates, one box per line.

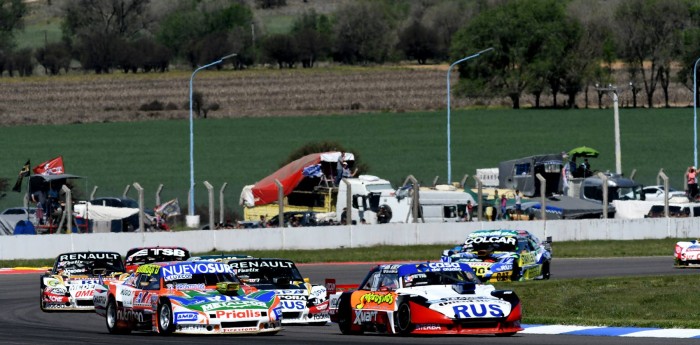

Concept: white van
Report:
left=336, top=177, right=475, bottom=224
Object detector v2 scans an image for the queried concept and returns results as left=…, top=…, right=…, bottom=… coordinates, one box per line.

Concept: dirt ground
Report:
left=0, top=66, right=693, bottom=127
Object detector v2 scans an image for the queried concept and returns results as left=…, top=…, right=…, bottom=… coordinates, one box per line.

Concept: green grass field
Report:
left=496, top=275, right=700, bottom=329
left=1, top=108, right=693, bottom=216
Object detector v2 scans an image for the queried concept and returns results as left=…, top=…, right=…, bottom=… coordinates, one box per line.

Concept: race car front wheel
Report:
left=157, top=299, right=175, bottom=335
left=511, top=261, right=521, bottom=282
left=396, top=301, right=414, bottom=335
left=106, top=297, right=130, bottom=334
left=337, top=294, right=362, bottom=335
left=39, top=288, right=47, bottom=312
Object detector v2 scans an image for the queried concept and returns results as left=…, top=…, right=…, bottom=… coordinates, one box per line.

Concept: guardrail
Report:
left=1, top=217, right=698, bottom=260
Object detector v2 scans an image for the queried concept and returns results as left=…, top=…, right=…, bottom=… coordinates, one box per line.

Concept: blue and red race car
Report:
left=329, top=262, right=522, bottom=336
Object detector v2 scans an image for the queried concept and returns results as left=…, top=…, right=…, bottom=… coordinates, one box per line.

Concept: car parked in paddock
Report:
left=124, top=246, right=191, bottom=273
left=674, top=240, right=700, bottom=267
left=328, top=262, right=522, bottom=336
left=93, top=261, right=282, bottom=335
left=40, top=251, right=125, bottom=312
left=441, top=229, right=552, bottom=282
left=228, top=258, right=330, bottom=325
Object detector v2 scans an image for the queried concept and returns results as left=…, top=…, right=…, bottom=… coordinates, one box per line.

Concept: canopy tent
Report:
left=29, top=174, right=82, bottom=198
left=240, top=152, right=354, bottom=207
left=568, top=146, right=599, bottom=158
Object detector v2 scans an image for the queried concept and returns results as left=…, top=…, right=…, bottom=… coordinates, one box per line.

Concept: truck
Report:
left=239, top=151, right=476, bottom=224
left=577, top=173, right=644, bottom=203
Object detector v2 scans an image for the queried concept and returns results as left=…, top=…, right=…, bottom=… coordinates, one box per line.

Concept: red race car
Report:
left=329, top=262, right=522, bottom=336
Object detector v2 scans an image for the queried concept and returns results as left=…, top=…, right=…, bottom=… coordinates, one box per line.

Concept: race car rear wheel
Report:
left=157, top=299, right=175, bottom=335
left=395, top=301, right=414, bottom=335
left=106, top=297, right=130, bottom=334
left=542, top=261, right=551, bottom=279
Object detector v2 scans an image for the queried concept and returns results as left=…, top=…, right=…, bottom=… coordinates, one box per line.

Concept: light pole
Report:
left=188, top=53, right=236, bottom=226
left=694, top=57, right=700, bottom=168
left=446, top=47, right=494, bottom=184
left=596, top=84, right=622, bottom=175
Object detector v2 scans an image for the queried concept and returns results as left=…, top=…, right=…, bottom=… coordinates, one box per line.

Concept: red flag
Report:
left=33, top=156, right=65, bottom=175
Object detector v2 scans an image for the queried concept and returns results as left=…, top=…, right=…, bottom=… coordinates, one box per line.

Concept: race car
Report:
left=328, top=262, right=522, bottom=336
left=40, top=251, right=125, bottom=312
left=441, top=229, right=552, bottom=282
left=124, top=246, right=191, bottom=272
left=228, top=258, right=330, bottom=325
left=674, top=240, right=700, bottom=267
left=93, top=261, right=282, bottom=335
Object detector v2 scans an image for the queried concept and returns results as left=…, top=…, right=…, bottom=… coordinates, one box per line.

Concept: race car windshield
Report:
left=55, top=258, right=125, bottom=275
left=165, top=272, right=239, bottom=286
left=402, top=270, right=478, bottom=287
left=234, top=264, right=304, bottom=286
left=127, top=254, right=188, bottom=265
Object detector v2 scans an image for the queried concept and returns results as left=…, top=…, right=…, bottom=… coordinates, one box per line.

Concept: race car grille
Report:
left=283, top=312, right=302, bottom=319
left=221, top=321, right=258, bottom=328
left=76, top=300, right=94, bottom=307
left=454, top=320, right=500, bottom=329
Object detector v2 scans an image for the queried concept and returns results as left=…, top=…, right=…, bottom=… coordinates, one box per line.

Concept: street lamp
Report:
left=188, top=53, right=236, bottom=227
left=693, top=57, right=700, bottom=168
left=596, top=84, right=622, bottom=175
left=446, top=47, right=494, bottom=184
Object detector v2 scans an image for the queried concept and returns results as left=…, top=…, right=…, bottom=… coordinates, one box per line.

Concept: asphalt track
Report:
left=2, top=257, right=699, bottom=345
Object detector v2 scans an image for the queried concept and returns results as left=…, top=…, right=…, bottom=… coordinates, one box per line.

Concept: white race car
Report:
left=228, top=258, right=330, bottom=325
left=674, top=240, right=700, bottom=267
left=40, top=251, right=125, bottom=312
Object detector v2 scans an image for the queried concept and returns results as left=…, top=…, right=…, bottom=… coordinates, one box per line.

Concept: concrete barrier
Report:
left=2, top=217, right=699, bottom=260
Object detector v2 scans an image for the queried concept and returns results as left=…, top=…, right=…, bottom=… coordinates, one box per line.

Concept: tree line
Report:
left=1, top=0, right=700, bottom=109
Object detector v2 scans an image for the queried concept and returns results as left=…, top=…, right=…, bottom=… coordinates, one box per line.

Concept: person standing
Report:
left=515, top=189, right=522, bottom=219
left=493, top=190, right=500, bottom=221
left=334, top=151, right=345, bottom=186
left=500, top=194, right=508, bottom=220
left=466, top=200, right=473, bottom=221
left=688, top=166, right=698, bottom=200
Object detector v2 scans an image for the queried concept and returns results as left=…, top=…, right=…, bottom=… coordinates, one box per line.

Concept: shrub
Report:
left=139, top=100, right=164, bottom=111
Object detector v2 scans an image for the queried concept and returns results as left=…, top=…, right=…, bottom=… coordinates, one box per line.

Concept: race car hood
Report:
left=166, top=290, right=278, bottom=312
left=398, top=284, right=513, bottom=319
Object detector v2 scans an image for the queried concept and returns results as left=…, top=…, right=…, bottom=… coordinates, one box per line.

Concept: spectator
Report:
left=492, top=190, right=500, bottom=221
left=500, top=194, right=507, bottom=220
left=334, top=151, right=345, bottom=186
left=688, top=166, right=698, bottom=200
left=258, top=215, right=268, bottom=228
left=341, top=162, right=357, bottom=179
left=581, top=158, right=591, bottom=177
left=514, top=189, right=522, bottom=219
left=466, top=200, right=473, bottom=221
